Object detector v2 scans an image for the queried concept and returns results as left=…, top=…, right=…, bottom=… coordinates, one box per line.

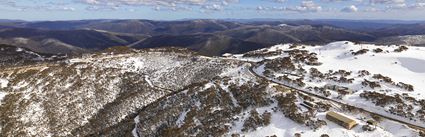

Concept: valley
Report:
left=1, top=19, right=425, bottom=57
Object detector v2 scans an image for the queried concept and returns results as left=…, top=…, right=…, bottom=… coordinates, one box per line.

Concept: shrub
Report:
left=394, top=46, right=408, bottom=52
left=420, top=131, right=425, bottom=137
left=373, top=74, right=393, bottom=84
left=397, top=82, right=414, bottom=91
left=294, top=133, right=302, bottom=137
left=310, top=68, right=324, bottom=79
left=231, top=134, right=241, bottom=137
left=241, top=110, right=271, bottom=132
left=373, top=48, right=383, bottom=53
left=352, top=49, right=369, bottom=55
left=362, top=79, right=381, bottom=89
left=306, top=119, right=327, bottom=130
left=358, top=70, right=371, bottom=77
left=275, top=93, right=312, bottom=124
left=264, top=57, right=296, bottom=72
left=262, top=112, right=272, bottom=126
left=321, top=134, right=330, bottom=137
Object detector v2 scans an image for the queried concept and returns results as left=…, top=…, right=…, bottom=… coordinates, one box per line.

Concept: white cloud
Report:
left=257, top=6, right=265, bottom=11
left=341, top=5, right=358, bottom=12
left=369, top=0, right=405, bottom=5
left=78, top=0, right=238, bottom=11
left=202, top=4, right=223, bottom=10
left=263, top=0, right=287, bottom=3
left=286, top=1, right=322, bottom=12
left=412, top=2, right=425, bottom=8
left=80, top=0, right=236, bottom=7
left=382, top=1, right=425, bottom=10
left=258, top=0, right=419, bottom=14
left=1, top=0, right=425, bottom=14
left=0, top=1, right=76, bottom=12
left=386, top=3, right=407, bottom=9
left=255, top=1, right=324, bottom=13
left=363, top=7, right=382, bottom=12
left=321, top=0, right=357, bottom=2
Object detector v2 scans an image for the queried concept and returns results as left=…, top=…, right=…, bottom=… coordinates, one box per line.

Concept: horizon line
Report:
left=2, top=18, right=425, bottom=22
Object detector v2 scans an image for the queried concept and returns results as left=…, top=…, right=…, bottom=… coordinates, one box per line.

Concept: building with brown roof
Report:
left=326, top=111, right=358, bottom=130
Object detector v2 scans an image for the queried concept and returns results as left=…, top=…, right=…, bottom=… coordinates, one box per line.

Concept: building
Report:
left=324, top=84, right=353, bottom=94
left=301, top=101, right=318, bottom=115
left=326, top=111, right=358, bottom=130
left=302, top=101, right=317, bottom=109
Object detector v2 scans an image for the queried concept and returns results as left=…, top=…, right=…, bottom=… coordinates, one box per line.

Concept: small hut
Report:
left=302, top=101, right=317, bottom=109
left=363, top=120, right=378, bottom=131
left=326, top=111, right=358, bottom=130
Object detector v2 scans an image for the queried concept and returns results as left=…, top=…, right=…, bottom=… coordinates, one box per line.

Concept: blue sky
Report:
left=0, top=0, right=424, bottom=21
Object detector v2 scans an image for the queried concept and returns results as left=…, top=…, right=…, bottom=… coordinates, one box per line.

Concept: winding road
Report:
left=247, top=62, right=425, bottom=131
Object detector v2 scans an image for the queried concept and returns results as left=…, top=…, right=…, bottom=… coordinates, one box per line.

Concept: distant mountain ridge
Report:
left=0, top=44, right=65, bottom=67
left=0, top=19, right=425, bottom=55
left=0, top=28, right=146, bottom=54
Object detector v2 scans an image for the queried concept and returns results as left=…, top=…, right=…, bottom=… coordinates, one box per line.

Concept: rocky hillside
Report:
left=0, top=44, right=65, bottom=68
left=0, top=47, right=240, bottom=136
left=374, top=35, right=425, bottom=46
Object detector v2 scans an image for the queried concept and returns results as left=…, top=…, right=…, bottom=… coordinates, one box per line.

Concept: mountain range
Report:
left=1, top=19, right=425, bottom=56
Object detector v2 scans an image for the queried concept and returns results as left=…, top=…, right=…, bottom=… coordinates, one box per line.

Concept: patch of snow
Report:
left=0, top=92, right=6, bottom=103
left=132, top=115, right=140, bottom=137
left=1, top=79, right=10, bottom=103
left=144, top=76, right=154, bottom=87
left=16, top=48, right=23, bottom=52
left=0, top=78, right=8, bottom=88
left=279, top=24, right=289, bottom=27
left=193, top=118, right=202, bottom=126
left=124, top=57, right=145, bottom=71
left=398, top=57, right=425, bottom=73
left=176, top=109, right=189, bottom=127
left=222, top=53, right=233, bottom=57
left=227, top=88, right=240, bottom=107
left=195, top=100, right=202, bottom=108
left=210, top=106, right=223, bottom=113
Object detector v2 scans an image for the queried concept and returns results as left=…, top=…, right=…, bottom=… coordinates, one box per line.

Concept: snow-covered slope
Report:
left=229, top=41, right=425, bottom=135
left=234, top=41, right=425, bottom=98
left=296, top=42, right=425, bottom=99
left=0, top=48, right=238, bottom=136
left=0, top=44, right=66, bottom=68
left=1, top=45, right=423, bottom=137
left=132, top=54, right=420, bottom=137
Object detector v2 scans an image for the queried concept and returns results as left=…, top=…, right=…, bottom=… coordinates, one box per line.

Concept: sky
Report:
left=0, top=0, right=425, bottom=21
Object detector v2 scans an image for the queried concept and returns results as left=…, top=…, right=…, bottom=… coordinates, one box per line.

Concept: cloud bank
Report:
left=0, top=0, right=424, bottom=14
